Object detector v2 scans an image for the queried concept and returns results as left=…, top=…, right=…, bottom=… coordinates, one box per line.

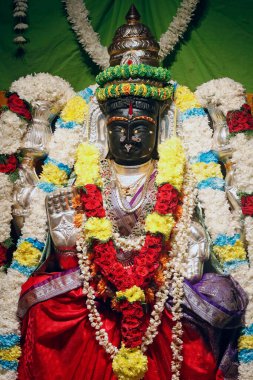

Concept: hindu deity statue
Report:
left=2, top=5, right=252, bottom=380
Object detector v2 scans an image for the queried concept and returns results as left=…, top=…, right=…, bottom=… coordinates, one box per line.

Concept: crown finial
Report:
left=126, top=4, right=140, bottom=24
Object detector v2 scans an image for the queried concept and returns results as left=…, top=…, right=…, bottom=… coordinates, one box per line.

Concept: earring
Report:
left=149, top=130, right=153, bottom=134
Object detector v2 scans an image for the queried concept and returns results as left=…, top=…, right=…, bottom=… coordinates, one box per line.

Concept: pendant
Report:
left=116, top=249, right=137, bottom=267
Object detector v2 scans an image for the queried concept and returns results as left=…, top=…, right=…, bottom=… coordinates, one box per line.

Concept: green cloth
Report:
left=0, top=0, right=252, bottom=92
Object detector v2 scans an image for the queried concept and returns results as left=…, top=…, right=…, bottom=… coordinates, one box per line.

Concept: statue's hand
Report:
left=46, top=188, right=79, bottom=248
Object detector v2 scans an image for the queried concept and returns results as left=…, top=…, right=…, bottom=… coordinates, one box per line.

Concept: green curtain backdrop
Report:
left=0, top=0, right=252, bottom=92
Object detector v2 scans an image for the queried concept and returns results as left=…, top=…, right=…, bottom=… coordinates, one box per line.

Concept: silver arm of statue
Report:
left=208, top=107, right=241, bottom=212
left=12, top=101, right=53, bottom=233
left=184, top=221, right=210, bottom=282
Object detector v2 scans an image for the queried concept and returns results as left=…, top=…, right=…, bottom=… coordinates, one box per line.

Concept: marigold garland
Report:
left=74, top=136, right=186, bottom=379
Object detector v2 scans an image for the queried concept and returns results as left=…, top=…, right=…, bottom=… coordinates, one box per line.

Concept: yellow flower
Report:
left=174, top=85, right=201, bottom=112
left=76, top=143, right=100, bottom=163
left=84, top=217, right=112, bottom=242
left=156, top=137, right=186, bottom=190
left=75, top=143, right=102, bottom=186
left=61, top=96, right=89, bottom=123
left=213, top=240, right=247, bottom=263
left=40, top=163, right=68, bottom=185
left=75, top=164, right=102, bottom=187
left=0, top=346, right=21, bottom=361
left=145, top=212, right=175, bottom=239
left=239, top=335, right=253, bottom=350
left=117, top=286, right=145, bottom=303
left=112, top=346, right=148, bottom=380
left=191, top=162, right=223, bottom=182
left=13, top=242, right=42, bottom=267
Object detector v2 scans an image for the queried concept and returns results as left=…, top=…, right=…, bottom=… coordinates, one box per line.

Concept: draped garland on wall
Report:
left=63, top=0, right=200, bottom=68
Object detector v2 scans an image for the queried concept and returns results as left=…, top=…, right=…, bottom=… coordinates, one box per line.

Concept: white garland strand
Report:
left=0, top=75, right=75, bottom=380
left=76, top=161, right=196, bottom=380
left=63, top=0, right=199, bottom=67
left=63, top=0, right=110, bottom=69
left=159, top=0, right=200, bottom=60
left=13, top=0, right=28, bottom=45
left=0, top=73, right=75, bottom=268
left=195, top=77, right=245, bottom=115
left=10, top=73, right=75, bottom=114
left=195, top=78, right=253, bottom=380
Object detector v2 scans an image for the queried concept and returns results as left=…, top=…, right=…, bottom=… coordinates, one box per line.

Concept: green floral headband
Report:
left=96, top=64, right=171, bottom=86
left=95, top=82, right=173, bottom=102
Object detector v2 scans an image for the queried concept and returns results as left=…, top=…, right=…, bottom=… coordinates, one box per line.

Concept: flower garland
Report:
left=0, top=92, right=32, bottom=272
left=0, top=74, right=76, bottom=379
left=63, top=0, right=109, bottom=69
left=195, top=78, right=253, bottom=380
left=63, top=0, right=200, bottom=67
left=96, top=82, right=173, bottom=103
left=96, top=64, right=171, bottom=86
left=1, top=78, right=250, bottom=379
left=73, top=136, right=193, bottom=380
left=158, top=0, right=200, bottom=60
left=13, top=0, right=29, bottom=46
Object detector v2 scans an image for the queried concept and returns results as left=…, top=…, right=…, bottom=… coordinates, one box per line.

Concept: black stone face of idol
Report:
left=105, top=97, right=160, bottom=165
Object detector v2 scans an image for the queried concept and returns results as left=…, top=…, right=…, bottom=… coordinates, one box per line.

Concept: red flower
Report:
left=80, top=185, right=105, bottom=218
left=7, top=93, right=32, bottom=121
left=241, top=195, right=253, bottom=216
left=122, top=302, right=144, bottom=319
left=154, top=183, right=179, bottom=215
left=0, top=155, right=18, bottom=173
left=0, top=245, right=8, bottom=266
left=226, top=103, right=253, bottom=134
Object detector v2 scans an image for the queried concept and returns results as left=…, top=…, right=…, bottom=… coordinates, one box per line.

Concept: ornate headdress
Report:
left=95, top=5, right=173, bottom=105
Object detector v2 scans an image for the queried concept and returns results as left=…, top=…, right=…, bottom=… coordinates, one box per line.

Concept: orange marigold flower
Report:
left=123, top=84, right=131, bottom=95
left=160, top=254, right=169, bottom=267
left=97, top=278, right=107, bottom=296
left=111, top=298, right=121, bottom=311
left=90, top=263, right=97, bottom=277
left=72, top=194, right=82, bottom=208
left=154, top=269, right=164, bottom=287
left=74, top=213, right=84, bottom=228
left=175, top=205, right=183, bottom=220
left=145, top=288, right=155, bottom=303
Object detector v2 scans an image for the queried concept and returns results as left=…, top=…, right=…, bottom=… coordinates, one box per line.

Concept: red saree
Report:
left=18, top=271, right=224, bottom=380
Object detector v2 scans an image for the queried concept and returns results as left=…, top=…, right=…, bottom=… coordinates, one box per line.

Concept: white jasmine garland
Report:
left=230, top=134, right=253, bottom=193
left=63, top=0, right=200, bottom=67
left=0, top=174, right=13, bottom=245
left=20, top=188, right=48, bottom=242
left=48, top=126, right=83, bottom=168
left=198, top=188, right=239, bottom=239
left=14, top=23, right=28, bottom=30
left=13, top=0, right=28, bottom=45
left=10, top=73, right=75, bottom=114
left=195, top=78, right=245, bottom=115
left=179, top=115, right=212, bottom=157
left=159, top=0, right=200, bottom=60
left=194, top=78, right=253, bottom=380
left=0, top=74, right=76, bottom=380
left=63, top=0, right=110, bottom=69
left=77, top=161, right=196, bottom=380
left=0, top=111, right=27, bottom=155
